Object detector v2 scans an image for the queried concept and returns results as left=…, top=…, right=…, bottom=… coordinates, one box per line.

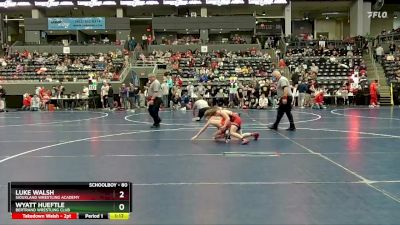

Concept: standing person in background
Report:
left=268, top=70, right=296, bottom=131
left=166, top=75, right=174, bottom=107
left=389, top=42, right=396, bottom=55
left=186, top=82, right=195, bottom=100
left=0, top=85, right=6, bottom=112
left=128, top=83, right=136, bottom=112
left=101, top=81, right=109, bottom=109
left=142, top=34, right=148, bottom=49
left=82, top=85, right=89, bottom=110
left=369, top=80, right=379, bottom=108
left=375, top=45, right=384, bottom=63
left=147, top=73, right=162, bottom=128
left=119, top=83, right=128, bottom=110
left=161, top=78, right=169, bottom=108
left=128, top=37, right=137, bottom=51
left=297, top=79, right=308, bottom=108
left=107, top=83, right=114, bottom=110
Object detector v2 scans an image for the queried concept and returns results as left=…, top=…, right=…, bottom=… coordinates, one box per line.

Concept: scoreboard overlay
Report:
left=8, top=182, right=132, bottom=220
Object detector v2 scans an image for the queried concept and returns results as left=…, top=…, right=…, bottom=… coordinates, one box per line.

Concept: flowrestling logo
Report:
left=367, top=0, right=390, bottom=19
left=367, top=11, right=388, bottom=19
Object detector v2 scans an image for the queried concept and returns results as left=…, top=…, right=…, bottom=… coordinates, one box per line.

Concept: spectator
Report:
left=375, top=45, right=384, bottom=63
left=310, top=63, right=319, bottom=74
left=30, top=94, right=40, bottom=111
left=313, top=90, right=326, bottom=109
left=389, top=43, right=396, bottom=54
left=15, top=63, right=24, bottom=75
left=186, top=82, right=195, bottom=98
left=56, top=62, right=68, bottom=73
left=107, top=83, right=114, bottom=110
left=128, top=37, right=137, bottom=51
left=298, top=80, right=308, bottom=108
left=369, top=80, right=379, bottom=108
left=249, top=93, right=258, bottom=109
left=161, top=78, right=170, bottom=107
left=171, top=92, right=181, bottom=110
left=22, top=93, right=32, bottom=111
left=258, top=94, right=268, bottom=109
left=0, top=85, right=6, bottom=112
left=101, top=81, right=109, bottom=108
left=119, top=83, right=128, bottom=110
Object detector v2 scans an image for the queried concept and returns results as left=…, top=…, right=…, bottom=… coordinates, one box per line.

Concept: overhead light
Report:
left=249, top=0, right=287, bottom=5
left=35, top=0, right=73, bottom=7
left=1, top=0, right=31, bottom=7
left=120, top=0, right=145, bottom=6
left=78, top=0, right=102, bottom=7
left=60, top=1, right=74, bottom=5
left=102, top=1, right=116, bottom=5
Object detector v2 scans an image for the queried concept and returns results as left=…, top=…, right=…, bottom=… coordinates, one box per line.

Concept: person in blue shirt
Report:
left=297, top=79, right=308, bottom=108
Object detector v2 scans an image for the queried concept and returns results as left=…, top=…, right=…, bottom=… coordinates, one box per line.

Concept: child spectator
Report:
left=313, top=91, right=326, bottom=109
left=258, top=94, right=268, bottom=109
left=249, top=94, right=258, bottom=109
left=171, top=93, right=181, bottom=110
left=31, top=94, right=40, bottom=111
left=22, top=93, right=31, bottom=111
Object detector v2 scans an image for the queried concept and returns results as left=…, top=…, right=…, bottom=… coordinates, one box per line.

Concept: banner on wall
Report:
left=48, top=17, right=105, bottom=30
left=201, top=45, right=208, bottom=53
left=63, top=47, right=70, bottom=54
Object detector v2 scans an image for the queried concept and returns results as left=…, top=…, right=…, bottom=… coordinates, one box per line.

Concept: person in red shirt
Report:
left=175, top=75, right=183, bottom=87
left=369, top=80, right=379, bottom=107
left=312, top=91, right=325, bottom=109
left=22, top=94, right=31, bottom=111
left=211, top=61, right=218, bottom=69
left=278, top=59, right=286, bottom=69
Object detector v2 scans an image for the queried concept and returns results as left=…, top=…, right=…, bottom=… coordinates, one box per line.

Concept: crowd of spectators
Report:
left=0, top=50, right=128, bottom=81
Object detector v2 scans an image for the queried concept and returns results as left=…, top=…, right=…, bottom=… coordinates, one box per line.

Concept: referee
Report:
left=147, top=73, right=162, bottom=128
left=269, top=70, right=296, bottom=131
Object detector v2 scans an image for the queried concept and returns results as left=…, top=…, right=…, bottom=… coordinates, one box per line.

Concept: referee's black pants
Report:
left=272, top=96, right=295, bottom=129
left=148, top=97, right=162, bottom=126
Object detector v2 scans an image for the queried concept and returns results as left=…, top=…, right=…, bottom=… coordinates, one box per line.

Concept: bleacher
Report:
left=285, top=46, right=365, bottom=92
left=382, top=55, right=400, bottom=81
left=0, top=53, right=125, bottom=82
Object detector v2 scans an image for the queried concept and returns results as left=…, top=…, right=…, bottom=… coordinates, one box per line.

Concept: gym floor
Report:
left=0, top=107, right=400, bottom=225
